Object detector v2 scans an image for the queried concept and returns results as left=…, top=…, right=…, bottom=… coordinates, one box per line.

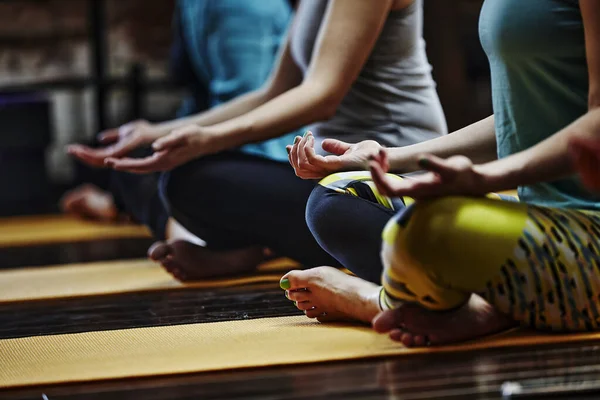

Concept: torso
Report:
left=289, top=0, right=447, bottom=153
left=480, top=0, right=600, bottom=209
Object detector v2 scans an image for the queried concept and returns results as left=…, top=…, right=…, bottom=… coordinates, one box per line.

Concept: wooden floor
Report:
left=2, top=234, right=600, bottom=399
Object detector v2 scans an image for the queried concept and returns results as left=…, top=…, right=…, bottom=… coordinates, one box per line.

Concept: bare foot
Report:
left=60, top=184, right=119, bottom=222
left=372, top=294, right=516, bottom=347
left=280, top=267, right=381, bottom=323
left=148, top=240, right=268, bottom=281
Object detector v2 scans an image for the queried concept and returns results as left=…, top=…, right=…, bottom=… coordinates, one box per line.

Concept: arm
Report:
left=154, top=16, right=303, bottom=134
left=289, top=115, right=497, bottom=179
left=172, top=0, right=397, bottom=152
left=581, top=0, right=600, bottom=109
left=477, top=108, right=600, bottom=191
left=369, top=109, right=600, bottom=199
left=387, top=115, right=498, bottom=172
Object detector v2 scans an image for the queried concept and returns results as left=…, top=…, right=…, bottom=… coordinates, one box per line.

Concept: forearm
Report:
left=153, top=88, right=271, bottom=134
left=387, top=115, right=497, bottom=172
left=200, top=82, right=337, bottom=152
left=476, top=109, right=600, bottom=192
left=580, top=0, right=600, bottom=109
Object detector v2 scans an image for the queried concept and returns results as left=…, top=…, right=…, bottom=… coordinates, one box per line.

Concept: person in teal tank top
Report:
left=480, top=0, right=600, bottom=209
left=281, top=0, right=600, bottom=346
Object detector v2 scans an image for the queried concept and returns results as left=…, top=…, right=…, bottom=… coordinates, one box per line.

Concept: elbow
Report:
left=301, top=82, right=343, bottom=121
left=318, top=96, right=340, bottom=120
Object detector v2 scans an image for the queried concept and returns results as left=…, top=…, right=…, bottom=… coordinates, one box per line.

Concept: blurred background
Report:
left=0, top=0, right=490, bottom=217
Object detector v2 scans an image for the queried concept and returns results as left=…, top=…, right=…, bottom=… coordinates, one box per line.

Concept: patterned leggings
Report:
left=312, top=172, right=600, bottom=332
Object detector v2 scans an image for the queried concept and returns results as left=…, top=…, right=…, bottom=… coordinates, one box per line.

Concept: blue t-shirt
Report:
left=177, top=0, right=299, bottom=162
left=480, top=0, right=600, bottom=210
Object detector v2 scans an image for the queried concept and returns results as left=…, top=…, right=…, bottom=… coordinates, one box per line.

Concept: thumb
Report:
left=321, top=139, right=351, bottom=155
left=153, top=129, right=189, bottom=151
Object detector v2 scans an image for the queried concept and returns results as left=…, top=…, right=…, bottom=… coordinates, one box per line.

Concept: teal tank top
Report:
left=479, top=0, right=600, bottom=210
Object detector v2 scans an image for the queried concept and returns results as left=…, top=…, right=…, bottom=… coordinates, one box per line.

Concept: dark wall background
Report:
left=0, top=0, right=492, bottom=215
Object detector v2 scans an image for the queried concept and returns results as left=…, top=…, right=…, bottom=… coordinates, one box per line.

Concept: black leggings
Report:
left=306, top=172, right=408, bottom=284
left=158, top=152, right=341, bottom=268
left=108, top=148, right=169, bottom=240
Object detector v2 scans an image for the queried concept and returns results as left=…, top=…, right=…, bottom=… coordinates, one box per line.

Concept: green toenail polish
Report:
left=418, top=157, right=429, bottom=168
left=280, top=278, right=291, bottom=290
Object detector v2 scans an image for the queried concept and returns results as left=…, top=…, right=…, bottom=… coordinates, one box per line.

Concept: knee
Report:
left=305, top=184, right=337, bottom=247
left=381, top=197, right=470, bottom=269
left=158, top=168, right=187, bottom=214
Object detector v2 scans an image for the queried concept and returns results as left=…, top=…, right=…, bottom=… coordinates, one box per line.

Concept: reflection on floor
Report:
left=1, top=216, right=599, bottom=399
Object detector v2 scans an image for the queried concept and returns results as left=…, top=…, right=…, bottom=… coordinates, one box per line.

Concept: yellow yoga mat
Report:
left=0, top=258, right=301, bottom=304
left=0, top=215, right=150, bottom=248
left=2, top=315, right=600, bottom=389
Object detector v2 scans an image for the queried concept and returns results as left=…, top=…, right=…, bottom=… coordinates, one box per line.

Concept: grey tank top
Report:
left=290, top=0, right=447, bottom=153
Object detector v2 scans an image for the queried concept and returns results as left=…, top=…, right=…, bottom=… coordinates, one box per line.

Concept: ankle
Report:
left=357, top=284, right=384, bottom=322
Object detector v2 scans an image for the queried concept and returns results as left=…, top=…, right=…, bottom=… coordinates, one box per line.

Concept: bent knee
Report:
left=157, top=166, right=191, bottom=214
left=305, top=184, right=338, bottom=242
left=382, top=197, right=479, bottom=266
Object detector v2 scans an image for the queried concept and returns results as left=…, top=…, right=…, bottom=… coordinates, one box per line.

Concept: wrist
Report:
left=386, top=147, right=422, bottom=173
left=473, top=158, right=523, bottom=193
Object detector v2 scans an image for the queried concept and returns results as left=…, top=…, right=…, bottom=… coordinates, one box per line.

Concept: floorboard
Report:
left=3, top=221, right=600, bottom=399
left=0, top=286, right=300, bottom=339
left=0, top=238, right=152, bottom=269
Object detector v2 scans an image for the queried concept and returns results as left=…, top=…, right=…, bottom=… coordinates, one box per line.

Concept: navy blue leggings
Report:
left=306, top=172, right=408, bottom=284
left=158, top=152, right=342, bottom=268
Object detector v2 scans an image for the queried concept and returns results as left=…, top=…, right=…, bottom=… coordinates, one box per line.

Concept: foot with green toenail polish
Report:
left=279, top=267, right=381, bottom=323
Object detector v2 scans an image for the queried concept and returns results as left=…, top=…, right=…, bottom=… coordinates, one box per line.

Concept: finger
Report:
left=379, top=148, right=390, bottom=172
left=67, top=145, right=110, bottom=167
left=297, top=171, right=327, bottom=180
left=367, top=148, right=389, bottom=173
left=417, top=154, right=458, bottom=180
left=569, top=139, right=600, bottom=191
left=305, top=142, right=337, bottom=170
left=286, top=145, right=293, bottom=165
left=97, top=129, right=119, bottom=144
left=105, top=152, right=166, bottom=172
left=369, top=159, right=426, bottom=198
left=297, top=132, right=311, bottom=166
left=299, top=133, right=322, bottom=173
left=289, top=136, right=302, bottom=172
left=153, top=128, right=191, bottom=151
left=369, top=159, right=397, bottom=196
left=570, top=137, right=600, bottom=154
left=321, top=138, right=351, bottom=155
left=69, top=135, right=136, bottom=161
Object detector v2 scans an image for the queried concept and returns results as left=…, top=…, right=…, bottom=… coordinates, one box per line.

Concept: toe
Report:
left=316, top=314, right=337, bottom=323
left=295, top=301, right=314, bottom=311
left=412, top=335, right=427, bottom=347
left=280, top=270, right=308, bottom=291
left=287, top=289, right=311, bottom=302
left=372, top=308, right=405, bottom=334
left=400, top=332, right=414, bottom=347
left=148, top=241, right=172, bottom=261
left=305, top=308, right=322, bottom=318
left=388, top=329, right=404, bottom=342
left=162, top=258, right=187, bottom=281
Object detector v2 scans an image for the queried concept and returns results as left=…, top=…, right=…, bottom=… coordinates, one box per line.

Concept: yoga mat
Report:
left=0, top=258, right=302, bottom=304
left=2, top=315, right=600, bottom=389
left=0, top=215, right=150, bottom=247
